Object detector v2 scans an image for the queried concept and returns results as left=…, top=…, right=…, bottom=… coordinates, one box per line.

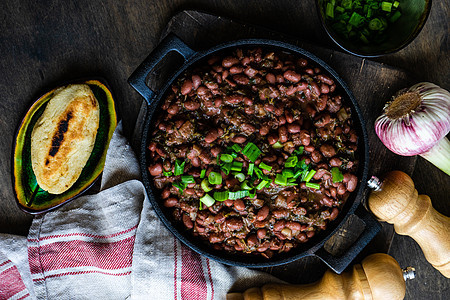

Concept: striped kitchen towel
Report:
left=0, top=123, right=281, bottom=300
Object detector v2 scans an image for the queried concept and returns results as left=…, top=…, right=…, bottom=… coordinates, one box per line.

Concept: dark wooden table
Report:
left=1, top=1, right=448, bottom=299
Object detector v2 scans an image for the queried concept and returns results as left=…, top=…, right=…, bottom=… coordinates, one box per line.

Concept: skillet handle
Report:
left=314, top=205, right=381, bottom=274
left=128, top=33, right=196, bottom=105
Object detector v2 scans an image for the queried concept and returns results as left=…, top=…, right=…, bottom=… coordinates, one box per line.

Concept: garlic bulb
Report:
left=375, top=82, right=450, bottom=175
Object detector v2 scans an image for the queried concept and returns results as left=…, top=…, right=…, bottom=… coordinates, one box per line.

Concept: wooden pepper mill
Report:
left=227, top=253, right=415, bottom=300
left=367, top=170, right=450, bottom=278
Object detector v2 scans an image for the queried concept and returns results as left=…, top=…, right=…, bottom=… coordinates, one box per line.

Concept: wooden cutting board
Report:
left=133, top=10, right=417, bottom=284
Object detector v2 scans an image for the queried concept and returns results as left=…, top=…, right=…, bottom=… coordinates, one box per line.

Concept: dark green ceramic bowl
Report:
left=13, top=79, right=117, bottom=214
left=316, top=0, right=432, bottom=57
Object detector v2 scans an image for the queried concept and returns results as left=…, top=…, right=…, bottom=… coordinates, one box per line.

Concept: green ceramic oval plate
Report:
left=13, top=79, right=117, bottom=214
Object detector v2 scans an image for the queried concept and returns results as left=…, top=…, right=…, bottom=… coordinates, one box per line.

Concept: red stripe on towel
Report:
left=181, top=245, right=207, bottom=300
left=0, top=266, right=28, bottom=299
left=29, top=236, right=134, bottom=274
left=174, top=238, right=178, bottom=300
left=206, top=259, right=214, bottom=300
left=27, top=225, right=138, bottom=243
left=0, top=259, right=11, bottom=268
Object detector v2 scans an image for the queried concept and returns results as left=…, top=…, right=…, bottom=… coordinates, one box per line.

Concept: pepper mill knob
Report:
left=367, top=170, right=450, bottom=278
left=227, top=253, right=412, bottom=300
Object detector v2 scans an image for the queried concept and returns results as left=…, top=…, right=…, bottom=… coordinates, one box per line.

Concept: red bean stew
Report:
left=147, top=47, right=359, bottom=259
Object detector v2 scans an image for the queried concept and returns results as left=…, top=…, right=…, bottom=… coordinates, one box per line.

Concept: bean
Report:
left=264, top=103, right=275, bottom=112
left=320, top=144, right=336, bottom=157
left=330, top=207, right=339, bottom=221
left=299, top=130, right=311, bottom=146
left=286, top=221, right=301, bottom=231
left=181, top=80, right=193, bottom=95
left=273, top=209, right=289, bottom=218
left=209, top=234, right=224, bottom=243
left=225, top=178, right=239, bottom=189
left=191, top=157, right=200, bottom=167
left=294, top=206, right=307, bottom=215
left=267, top=133, right=279, bottom=145
left=259, top=125, right=270, bottom=136
left=233, top=74, right=249, bottom=85
left=262, top=155, right=277, bottom=163
left=214, top=213, right=226, bottom=223
left=224, top=199, right=234, bottom=207
left=241, top=123, right=256, bottom=134
left=287, top=123, right=300, bottom=133
left=266, top=73, right=276, bottom=84
left=273, top=220, right=286, bottom=231
left=164, top=197, right=178, bottom=208
left=257, top=206, right=270, bottom=221
left=278, top=126, right=288, bottom=143
left=304, top=145, right=315, bottom=152
left=316, top=95, right=328, bottom=111
left=321, top=196, right=333, bottom=207
left=231, top=135, right=247, bottom=144
left=296, top=233, right=307, bottom=242
left=344, top=174, right=358, bottom=192
left=148, top=142, right=157, bottom=152
left=244, top=66, right=258, bottom=77
left=234, top=199, right=246, bottom=211
left=191, top=75, right=202, bottom=89
left=184, top=101, right=200, bottom=111
left=161, top=187, right=171, bottom=199
left=297, top=58, right=308, bottom=67
left=320, top=83, right=330, bottom=94
left=256, top=241, right=270, bottom=252
left=337, top=183, right=346, bottom=195
left=182, top=214, right=193, bottom=229
left=286, top=85, right=297, bottom=95
left=247, top=234, right=258, bottom=247
left=210, top=146, right=222, bottom=158
left=257, top=229, right=267, bottom=239
left=222, top=56, right=239, bottom=67
left=306, top=231, right=315, bottom=238
left=149, top=163, right=162, bottom=176
left=225, top=94, right=243, bottom=104
left=244, top=97, right=253, bottom=106
left=329, top=157, right=342, bottom=167
left=184, top=188, right=195, bottom=195
left=311, top=150, right=323, bottom=163
left=254, top=220, right=269, bottom=228
left=281, top=227, right=293, bottom=239
left=317, top=74, right=334, bottom=86
left=205, top=129, right=220, bottom=143
left=283, top=70, right=301, bottom=83
left=230, top=65, right=243, bottom=74
left=167, top=104, right=180, bottom=115
left=313, top=169, right=327, bottom=180
left=310, top=81, right=320, bottom=96
left=226, top=218, right=244, bottom=231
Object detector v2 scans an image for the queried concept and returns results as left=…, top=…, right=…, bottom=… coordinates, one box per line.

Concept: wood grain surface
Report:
left=0, top=1, right=448, bottom=299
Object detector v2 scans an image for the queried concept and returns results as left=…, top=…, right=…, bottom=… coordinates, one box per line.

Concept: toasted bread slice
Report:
left=31, top=84, right=100, bottom=194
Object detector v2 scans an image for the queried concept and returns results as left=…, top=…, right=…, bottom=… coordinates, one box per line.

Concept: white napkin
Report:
left=0, top=123, right=281, bottom=300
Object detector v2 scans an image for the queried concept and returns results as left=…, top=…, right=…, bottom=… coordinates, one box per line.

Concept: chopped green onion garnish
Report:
left=296, top=158, right=308, bottom=170
left=381, top=2, right=392, bottom=12
left=331, top=167, right=344, bottom=183
left=201, top=178, right=213, bottom=192
left=163, top=170, right=173, bottom=177
left=274, top=174, right=288, bottom=186
left=173, top=182, right=186, bottom=193
left=254, top=166, right=263, bottom=179
left=200, top=169, right=206, bottom=179
left=228, top=190, right=249, bottom=200
left=220, top=154, right=234, bottom=163
left=293, top=169, right=305, bottom=179
left=232, top=144, right=242, bottom=153
left=369, top=18, right=384, bottom=31
left=221, top=163, right=232, bottom=175
left=336, top=6, right=345, bottom=13
left=241, top=180, right=253, bottom=190
left=248, top=189, right=256, bottom=198
left=181, top=175, right=195, bottom=184
left=272, top=141, right=283, bottom=149
left=200, top=194, right=215, bottom=207
left=174, top=160, right=185, bottom=176
left=234, top=172, right=246, bottom=182
left=248, top=163, right=255, bottom=176
left=199, top=200, right=203, bottom=210
left=284, top=156, right=298, bottom=168
left=342, top=0, right=352, bottom=10
left=214, top=191, right=229, bottom=201
left=259, top=162, right=272, bottom=171
left=304, top=170, right=317, bottom=182
left=208, top=171, right=223, bottom=185
left=256, top=180, right=270, bottom=190
left=305, top=182, right=320, bottom=189
left=326, top=3, right=335, bottom=18
left=293, top=146, right=304, bottom=156
left=282, top=169, right=295, bottom=178
left=242, top=142, right=261, bottom=162
left=348, top=12, right=365, bottom=27
left=393, top=1, right=400, bottom=8
left=231, top=161, right=243, bottom=172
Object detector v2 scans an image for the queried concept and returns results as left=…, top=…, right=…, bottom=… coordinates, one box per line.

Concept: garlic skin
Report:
left=375, top=82, right=450, bottom=175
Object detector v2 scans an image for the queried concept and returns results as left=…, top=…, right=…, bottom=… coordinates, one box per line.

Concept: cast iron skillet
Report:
left=128, top=33, right=380, bottom=273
